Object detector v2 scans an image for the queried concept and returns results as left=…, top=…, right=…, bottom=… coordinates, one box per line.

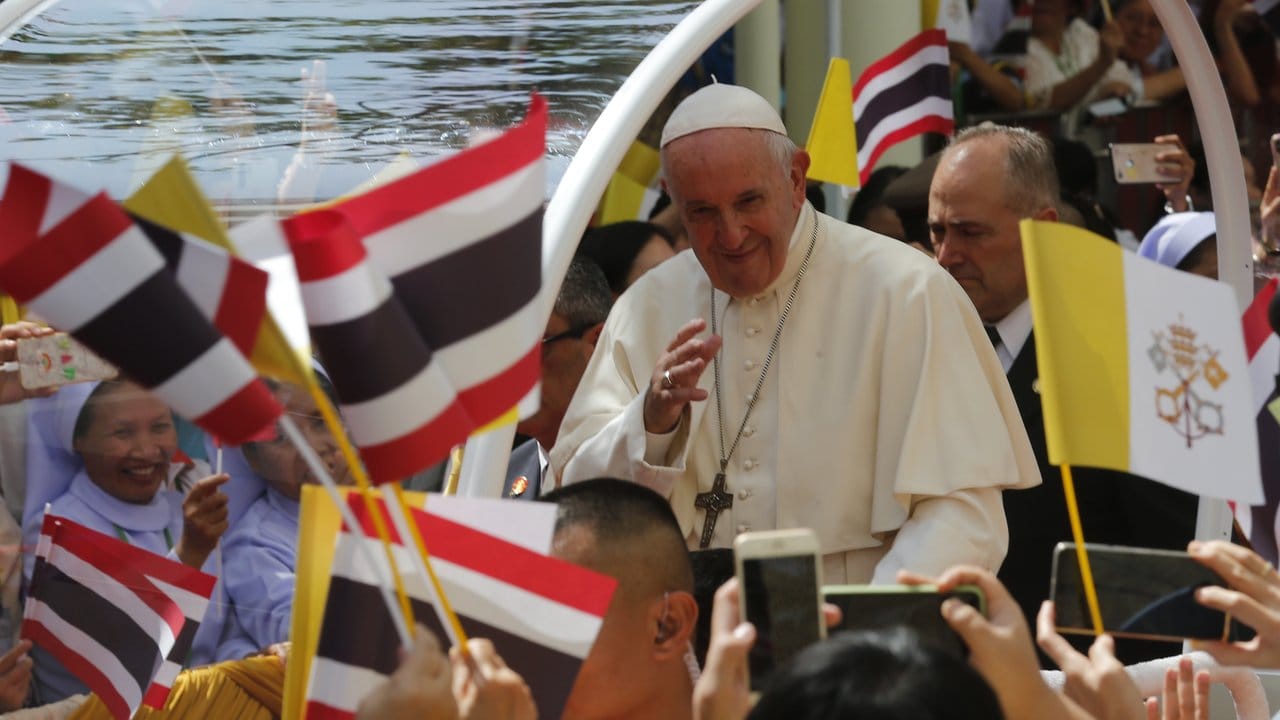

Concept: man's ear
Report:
left=1034, top=205, right=1059, bottom=223
left=651, top=590, right=698, bottom=660
left=791, top=150, right=812, bottom=207
left=584, top=321, right=605, bottom=349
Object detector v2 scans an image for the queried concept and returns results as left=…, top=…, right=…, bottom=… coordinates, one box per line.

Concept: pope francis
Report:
left=550, top=83, right=1040, bottom=584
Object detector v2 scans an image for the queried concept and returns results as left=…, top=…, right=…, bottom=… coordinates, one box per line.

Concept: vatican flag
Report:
left=1021, top=219, right=1262, bottom=504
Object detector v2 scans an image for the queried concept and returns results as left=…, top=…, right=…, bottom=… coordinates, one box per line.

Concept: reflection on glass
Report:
left=0, top=0, right=696, bottom=220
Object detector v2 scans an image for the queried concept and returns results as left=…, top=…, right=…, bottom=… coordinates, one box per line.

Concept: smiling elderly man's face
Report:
left=662, top=127, right=809, bottom=299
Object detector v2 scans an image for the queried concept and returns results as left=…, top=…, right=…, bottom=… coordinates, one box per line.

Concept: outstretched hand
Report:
left=900, top=566, right=1073, bottom=720
left=356, top=628, right=457, bottom=720
left=1036, top=602, right=1146, bottom=720
left=1188, top=539, right=1280, bottom=669
left=644, top=318, right=721, bottom=434
left=177, top=474, right=230, bottom=568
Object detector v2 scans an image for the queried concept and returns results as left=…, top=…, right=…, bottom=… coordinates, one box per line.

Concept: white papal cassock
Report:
left=551, top=204, right=1040, bottom=583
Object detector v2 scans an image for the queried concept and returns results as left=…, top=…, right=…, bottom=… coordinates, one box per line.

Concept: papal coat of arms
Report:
left=1149, top=315, right=1229, bottom=448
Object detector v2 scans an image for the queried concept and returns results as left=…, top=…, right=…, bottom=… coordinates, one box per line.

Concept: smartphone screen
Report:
left=741, top=554, right=821, bottom=689
left=823, top=586, right=982, bottom=658
left=1051, top=543, right=1230, bottom=641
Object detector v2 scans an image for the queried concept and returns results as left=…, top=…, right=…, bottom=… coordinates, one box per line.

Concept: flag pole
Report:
left=383, top=484, right=483, bottom=685
left=278, top=413, right=413, bottom=647
left=300, top=379, right=471, bottom=652
left=1060, top=464, right=1105, bottom=635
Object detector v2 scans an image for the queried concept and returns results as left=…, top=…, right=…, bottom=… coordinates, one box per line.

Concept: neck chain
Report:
left=710, top=215, right=818, bottom=477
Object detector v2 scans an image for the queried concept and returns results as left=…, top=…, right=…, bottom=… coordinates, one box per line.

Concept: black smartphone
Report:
left=822, top=584, right=985, bottom=658
left=1051, top=542, right=1236, bottom=642
left=735, top=530, right=824, bottom=692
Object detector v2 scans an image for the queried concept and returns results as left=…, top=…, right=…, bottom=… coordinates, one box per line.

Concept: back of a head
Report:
left=577, top=222, right=675, bottom=295
left=542, top=478, right=694, bottom=595
left=748, top=627, right=1004, bottom=720
left=553, top=257, right=613, bottom=328
left=847, top=166, right=908, bottom=226
left=948, top=124, right=1059, bottom=217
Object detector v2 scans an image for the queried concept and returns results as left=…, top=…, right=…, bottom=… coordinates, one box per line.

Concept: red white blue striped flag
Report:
left=0, top=164, right=282, bottom=444
left=853, top=29, right=954, bottom=185
left=304, top=493, right=615, bottom=720
left=283, top=94, right=546, bottom=482
left=22, top=514, right=216, bottom=720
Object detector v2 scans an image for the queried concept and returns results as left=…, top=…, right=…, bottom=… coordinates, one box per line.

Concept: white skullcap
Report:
left=660, top=83, right=788, bottom=148
left=1137, top=211, right=1217, bottom=269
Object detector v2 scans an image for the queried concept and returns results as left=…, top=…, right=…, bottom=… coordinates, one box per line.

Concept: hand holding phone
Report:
left=1188, top=539, right=1280, bottom=669
left=1051, top=542, right=1235, bottom=642
left=1110, top=142, right=1172, bottom=184
left=823, top=584, right=983, bottom=657
left=734, top=529, right=824, bottom=692
left=902, top=564, right=1059, bottom=720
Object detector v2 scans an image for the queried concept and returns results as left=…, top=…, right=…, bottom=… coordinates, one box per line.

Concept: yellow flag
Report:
left=596, top=140, right=661, bottom=225
left=804, top=58, right=860, bottom=188
left=123, top=156, right=312, bottom=386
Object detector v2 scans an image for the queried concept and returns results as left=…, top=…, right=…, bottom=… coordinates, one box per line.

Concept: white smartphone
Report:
left=15, top=333, right=118, bottom=389
left=1110, top=142, right=1167, bottom=184
left=734, top=528, right=825, bottom=692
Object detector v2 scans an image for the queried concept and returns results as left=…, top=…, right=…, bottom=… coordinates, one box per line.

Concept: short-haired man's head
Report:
left=749, top=627, right=1004, bottom=720
left=543, top=478, right=693, bottom=595
left=948, top=124, right=1059, bottom=218
left=553, top=257, right=612, bottom=331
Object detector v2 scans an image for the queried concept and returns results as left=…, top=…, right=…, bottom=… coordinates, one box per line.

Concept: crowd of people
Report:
left=0, top=1, right=1277, bottom=717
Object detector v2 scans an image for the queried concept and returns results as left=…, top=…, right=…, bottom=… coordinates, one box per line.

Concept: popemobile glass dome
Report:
left=0, top=0, right=696, bottom=221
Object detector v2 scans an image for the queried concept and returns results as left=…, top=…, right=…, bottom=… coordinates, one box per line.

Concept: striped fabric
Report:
left=22, top=514, right=216, bottom=720
left=283, top=94, right=546, bottom=482
left=287, top=210, right=461, bottom=482
left=853, top=29, right=954, bottom=185
left=0, top=164, right=282, bottom=444
left=131, top=214, right=269, bottom=357
left=304, top=495, right=616, bottom=720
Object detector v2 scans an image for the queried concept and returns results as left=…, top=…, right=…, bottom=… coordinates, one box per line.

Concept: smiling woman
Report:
left=26, top=380, right=232, bottom=706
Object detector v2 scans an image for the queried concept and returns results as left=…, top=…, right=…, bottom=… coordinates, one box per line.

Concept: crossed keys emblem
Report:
left=1148, top=315, right=1228, bottom=448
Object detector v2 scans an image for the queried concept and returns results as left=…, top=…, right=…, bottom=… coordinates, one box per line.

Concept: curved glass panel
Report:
left=0, top=0, right=695, bottom=220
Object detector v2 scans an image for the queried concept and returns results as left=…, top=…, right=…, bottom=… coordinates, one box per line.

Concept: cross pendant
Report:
left=695, top=472, right=734, bottom=549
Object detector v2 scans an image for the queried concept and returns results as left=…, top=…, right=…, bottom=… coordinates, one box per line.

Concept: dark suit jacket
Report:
left=998, top=332, right=1199, bottom=664
left=502, top=438, right=544, bottom=500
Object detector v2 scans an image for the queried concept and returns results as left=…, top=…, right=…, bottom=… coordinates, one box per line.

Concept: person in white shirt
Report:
left=552, top=83, right=1039, bottom=585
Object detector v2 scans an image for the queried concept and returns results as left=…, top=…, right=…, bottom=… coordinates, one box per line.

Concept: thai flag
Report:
left=0, top=163, right=281, bottom=445
left=21, top=514, right=216, bottom=720
left=853, top=29, right=954, bottom=185
left=287, top=210, right=462, bottom=482
left=283, top=94, right=546, bottom=482
left=131, top=214, right=270, bottom=358
left=304, top=494, right=615, bottom=720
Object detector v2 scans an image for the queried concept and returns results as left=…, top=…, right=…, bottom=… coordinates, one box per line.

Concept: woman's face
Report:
left=244, top=385, right=350, bottom=501
left=73, top=383, right=177, bottom=504
left=1116, top=0, right=1164, bottom=63
left=1031, top=0, right=1070, bottom=36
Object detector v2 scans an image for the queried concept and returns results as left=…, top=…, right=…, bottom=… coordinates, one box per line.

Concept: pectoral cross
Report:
left=695, top=472, right=734, bottom=549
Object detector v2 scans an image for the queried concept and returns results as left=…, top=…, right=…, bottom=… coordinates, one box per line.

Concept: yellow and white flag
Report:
left=1022, top=219, right=1262, bottom=504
